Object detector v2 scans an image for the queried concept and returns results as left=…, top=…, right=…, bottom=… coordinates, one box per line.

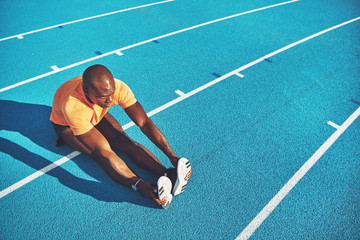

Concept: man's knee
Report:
left=114, top=131, right=139, bottom=151
left=101, top=113, right=124, bottom=132
left=52, top=122, right=93, bottom=155
left=95, top=113, right=139, bottom=151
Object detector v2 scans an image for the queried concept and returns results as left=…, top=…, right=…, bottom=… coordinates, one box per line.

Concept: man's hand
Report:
left=137, top=180, right=167, bottom=206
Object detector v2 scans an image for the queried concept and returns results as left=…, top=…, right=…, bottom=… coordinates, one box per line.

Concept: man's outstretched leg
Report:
left=95, top=113, right=169, bottom=176
left=95, top=113, right=192, bottom=196
left=52, top=123, right=170, bottom=207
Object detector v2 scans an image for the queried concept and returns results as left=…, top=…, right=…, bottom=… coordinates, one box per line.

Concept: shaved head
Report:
left=82, top=64, right=116, bottom=108
left=83, top=64, right=114, bottom=91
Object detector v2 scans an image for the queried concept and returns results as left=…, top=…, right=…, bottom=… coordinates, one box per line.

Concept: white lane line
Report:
left=0, top=52, right=114, bottom=93
left=175, top=90, right=185, bottom=96
left=1, top=15, right=358, bottom=198
left=0, top=0, right=300, bottom=93
left=236, top=106, right=360, bottom=240
left=114, top=50, right=124, bottom=56
left=0, top=151, right=81, bottom=198
left=327, top=121, right=340, bottom=129
left=228, top=16, right=360, bottom=75
left=0, top=0, right=175, bottom=42
left=0, top=121, right=136, bottom=199
left=235, top=72, right=245, bottom=78
left=50, top=65, right=60, bottom=71
left=116, top=0, right=300, bottom=52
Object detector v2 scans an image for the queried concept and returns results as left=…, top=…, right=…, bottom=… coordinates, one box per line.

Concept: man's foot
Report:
left=157, top=176, right=173, bottom=210
left=167, top=158, right=192, bottom=196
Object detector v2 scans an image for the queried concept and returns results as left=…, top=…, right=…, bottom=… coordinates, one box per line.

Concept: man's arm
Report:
left=124, top=101, right=179, bottom=167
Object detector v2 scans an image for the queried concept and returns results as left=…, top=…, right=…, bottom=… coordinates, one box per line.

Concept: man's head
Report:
left=82, top=64, right=116, bottom=108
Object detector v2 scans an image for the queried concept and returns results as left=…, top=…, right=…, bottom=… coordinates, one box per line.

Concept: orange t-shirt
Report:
left=50, top=76, right=137, bottom=135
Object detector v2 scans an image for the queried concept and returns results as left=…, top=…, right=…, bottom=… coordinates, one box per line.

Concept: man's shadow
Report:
left=0, top=100, right=158, bottom=208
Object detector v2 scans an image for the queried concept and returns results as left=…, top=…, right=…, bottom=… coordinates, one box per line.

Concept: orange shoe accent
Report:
left=185, top=169, right=192, bottom=181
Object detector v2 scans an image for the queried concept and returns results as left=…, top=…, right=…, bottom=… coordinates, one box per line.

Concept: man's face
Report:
left=85, top=78, right=115, bottom=108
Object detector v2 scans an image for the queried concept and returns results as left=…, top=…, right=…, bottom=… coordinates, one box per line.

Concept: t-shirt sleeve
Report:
left=116, top=80, right=137, bottom=109
left=63, top=99, right=94, bottom=136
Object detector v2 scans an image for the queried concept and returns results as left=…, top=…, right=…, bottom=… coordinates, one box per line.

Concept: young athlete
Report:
left=50, top=64, right=192, bottom=209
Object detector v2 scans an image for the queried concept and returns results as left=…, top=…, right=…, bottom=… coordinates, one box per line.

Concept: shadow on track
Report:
left=0, top=100, right=159, bottom=209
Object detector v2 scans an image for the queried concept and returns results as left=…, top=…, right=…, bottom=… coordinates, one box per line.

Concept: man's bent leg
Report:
left=52, top=123, right=142, bottom=184
left=52, top=123, right=166, bottom=205
left=52, top=123, right=93, bottom=155
left=95, top=113, right=167, bottom=177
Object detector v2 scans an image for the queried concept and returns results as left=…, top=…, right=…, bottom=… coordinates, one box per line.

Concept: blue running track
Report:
left=0, top=0, right=359, bottom=239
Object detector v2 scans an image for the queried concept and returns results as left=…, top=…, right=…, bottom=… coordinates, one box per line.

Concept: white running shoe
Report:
left=171, top=158, right=192, bottom=196
left=157, top=176, right=173, bottom=210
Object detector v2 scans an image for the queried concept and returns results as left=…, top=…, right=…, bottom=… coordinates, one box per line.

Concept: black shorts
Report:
left=51, top=122, right=68, bottom=147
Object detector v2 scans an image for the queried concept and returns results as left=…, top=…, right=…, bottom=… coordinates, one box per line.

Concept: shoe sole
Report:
left=157, top=176, right=173, bottom=210
left=172, top=158, right=192, bottom=196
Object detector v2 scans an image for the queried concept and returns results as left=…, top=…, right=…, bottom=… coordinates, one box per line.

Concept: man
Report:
left=50, top=64, right=192, bottom=209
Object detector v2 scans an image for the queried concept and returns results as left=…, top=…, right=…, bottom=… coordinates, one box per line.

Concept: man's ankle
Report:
left=169, top=157, right=180, bottom=167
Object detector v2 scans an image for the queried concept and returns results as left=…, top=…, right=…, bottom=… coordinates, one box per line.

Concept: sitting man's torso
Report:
left=50, top=76, right=136, bottom=135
